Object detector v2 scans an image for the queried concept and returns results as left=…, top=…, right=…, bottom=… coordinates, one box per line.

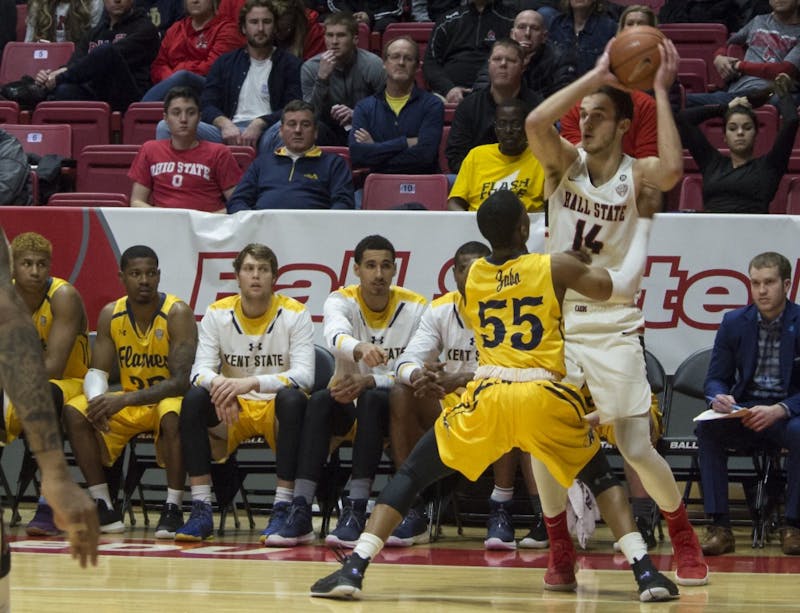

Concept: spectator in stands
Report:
left=446, top=39, right=541, bottom=174
left=226, top=100, right=354, bottom=211
left=349, top=37, right=443, bottom=175
left=217, top=0, right=326, bottom=60
left=272, top=0, right=326, bottom=60
left=548, top=0, right=616, bottom=78
left=9, top=232, right=90, bottom=537
left=265, top=235, right=427, bottom=549
left=301, top=12, right=385, bottom=146
left=34, top=0, right=160, bottom=112
left=175, top=243, right=313, bottom=543
left=424, top=0, right=460, bottom=24
left=658, top=0, right=744, bottom=34
left=142, top=0, right=241, bottom=102
left=559, top=4, right=662, bottom=158
left=63, top=245, right=198, bottom=537
left=0, top=0, right=13, bottom=55
left=700, top=251, right=800, bottom=556
left=129, top=87, right=243, bottom=212
left=677, top=73, right=798, bottom=214
left=473, top=9, right=577, bottom=99
left=328, top=0, right=402, bottom=32
left=159, top=0, right=302, bottom=151
left=687, top=0, right=800, bottom=107
left=136, top=0, right=185, bottom=36
left=25, top=0, right=103, bottom=43
left=448, top=99, right=544, bottom=211
left=423, top=0, right=515, bottom=104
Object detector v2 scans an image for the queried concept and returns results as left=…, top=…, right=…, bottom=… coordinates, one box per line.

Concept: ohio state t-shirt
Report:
left=128, top=140, right=243, bottom=212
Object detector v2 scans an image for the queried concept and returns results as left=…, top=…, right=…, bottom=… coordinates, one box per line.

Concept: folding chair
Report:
left=76, top=144, right=140, bottom=194
left=659, top=24, right=728, bottom=90
left=122, top=102, right=164, bottom=145
left=33, top=101, right=112, bottom=159
left=678, top=174, right=704, bottom=213
left=1, top=123, right=71, bottom=157
left=0, top=42, right=75, bottom=84
left=228, top=145, right=256, bottom=172
left=47, top=192, right=129, bottom=207
left=0, top=101, right=20, bottom=124
left=362, top=173, right=449, bottom=210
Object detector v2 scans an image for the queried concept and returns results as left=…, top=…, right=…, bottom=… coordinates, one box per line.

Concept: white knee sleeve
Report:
left=530, top=456, right=568, bottom=517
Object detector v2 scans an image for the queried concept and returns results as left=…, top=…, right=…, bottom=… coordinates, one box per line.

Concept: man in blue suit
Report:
left=700, top=251, right=800, bottom=556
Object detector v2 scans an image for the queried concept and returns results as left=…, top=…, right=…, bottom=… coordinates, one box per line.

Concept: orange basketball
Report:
left=609, top=26, right=664, bottom=91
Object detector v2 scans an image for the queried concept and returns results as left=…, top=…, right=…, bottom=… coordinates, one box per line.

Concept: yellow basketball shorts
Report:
left=213, top=396, right=278, bottom=462
left=68, top=393, right=182, bottom=466
left=3, top=378, right=83, bottom=445
left=434, top=378, right=599, bottom=488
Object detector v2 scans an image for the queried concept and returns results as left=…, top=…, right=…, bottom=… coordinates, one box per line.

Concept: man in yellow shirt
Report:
left=448, top=99, right=544, bottom=212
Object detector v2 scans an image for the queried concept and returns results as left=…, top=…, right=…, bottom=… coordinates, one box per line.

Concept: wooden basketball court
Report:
left=8, top=511, right=800, bottom=612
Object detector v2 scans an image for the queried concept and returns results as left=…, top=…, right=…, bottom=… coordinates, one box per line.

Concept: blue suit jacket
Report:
left=705, top=300, right=800, bottom=416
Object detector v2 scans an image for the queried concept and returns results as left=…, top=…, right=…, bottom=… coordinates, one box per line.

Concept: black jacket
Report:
left=423, top=1, right=515, bottom=96
left=58, top=8, right=160, bottom=97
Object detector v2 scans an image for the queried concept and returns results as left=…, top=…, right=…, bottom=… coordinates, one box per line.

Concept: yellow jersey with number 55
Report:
left=110, top=293, right=181, bottom=392
left=464, top=253, right=565, bottom=376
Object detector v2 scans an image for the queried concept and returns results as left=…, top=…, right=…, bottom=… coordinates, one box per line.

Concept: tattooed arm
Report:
left=0, top=228, right=98, bottom=567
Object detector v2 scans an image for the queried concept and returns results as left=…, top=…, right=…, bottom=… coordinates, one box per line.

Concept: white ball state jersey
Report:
left=548, top=148, right=638, bottom=304
left=396, top=290, right=476, bottom=385
left=324, top=285, right=427, bottom=389
left=191, top=293, right=315, bottom=400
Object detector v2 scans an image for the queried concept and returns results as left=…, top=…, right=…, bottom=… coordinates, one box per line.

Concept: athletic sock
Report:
left=166, top=488, right=183, bottom=507
left=88, top=484, right=113, bottom=508
left=490, top=485, right=514, bottom=503
left=618, top=531, right=648, bottom=565
left=275, top=486, right=293, bottom=505
left=632, top=497, right=656, bottom=520
left=353, top=531, right=384, bottom=561
left=349, top=478, right=371, bottom=501
left=190, top=484, right=212, bottom=505
left=294, top=479, right=316, bottom=505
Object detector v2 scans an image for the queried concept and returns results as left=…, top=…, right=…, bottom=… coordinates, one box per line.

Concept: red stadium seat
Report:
left=1, top=123, right=71, bottom=157
left=770, top=173, right=796, bottom=214
left=785, top=176, right=800, bottom=214
left=678, top=58, right=708, bottom=95
left=47, top=192, right=129, bottom=207
left=677, top=174, right=704, bottom=212
left=76, top=144, right=140, bottom=194
left=659, top=24, right=728, bottom=90
left=122, top=102, right=164, bottom=145
left=0, top=101, right=20, bottom=124
left=443, top=103, right=457, bottom=125
left=362, top=173, right=449, bottom=210
left=319, top=145, right=352, bottom=169
left=228, top=145, right=256, bottom=172
left=32, top=101, right=111, bottom=159
left=357, top=22, right=370, bottom=51
left=0, top=42, right=74, bottom=84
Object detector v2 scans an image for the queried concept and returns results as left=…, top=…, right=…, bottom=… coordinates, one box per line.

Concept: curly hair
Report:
left=28, top=0, right=95, bottom=43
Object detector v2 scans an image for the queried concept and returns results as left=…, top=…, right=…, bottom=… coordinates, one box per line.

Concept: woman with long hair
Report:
left=25, top=0, right=103, bottom=43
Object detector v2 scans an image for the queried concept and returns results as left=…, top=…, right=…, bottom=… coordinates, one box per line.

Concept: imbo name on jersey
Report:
left=496, top=268, right=520, bottom=292
left=223, top=353, right=285, bottom=367
left=562, top=191, right=626, bottom=221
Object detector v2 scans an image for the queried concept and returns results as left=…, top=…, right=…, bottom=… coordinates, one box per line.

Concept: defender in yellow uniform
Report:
left=63, top=246, right=197, bottom=538
left=310, top=192, right=679, bottom=603
left=7, top=232, right=90, bottom=536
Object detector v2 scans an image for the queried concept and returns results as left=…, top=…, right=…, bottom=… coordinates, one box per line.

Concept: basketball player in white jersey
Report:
left=525, top=39, right=709, bottom=586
